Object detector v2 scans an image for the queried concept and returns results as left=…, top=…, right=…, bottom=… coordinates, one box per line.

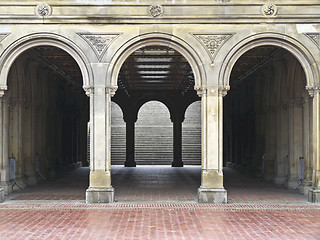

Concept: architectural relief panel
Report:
left=0, top=33, right=10, bottom=42
left=192, top=34, right=234, bottom=63
left=78, top=33, right=121, bottom=61
left=305, top=33, right=320, bottom=48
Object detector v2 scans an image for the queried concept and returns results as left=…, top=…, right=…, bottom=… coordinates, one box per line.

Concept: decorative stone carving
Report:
left=83, top=85, right=94, bottom=97
left=219, top=86, right=230, bottom=97
left=0, top=33, right=9, bottom=42
left=35, top=3, right=52, bottom=17
left=305, top=33, right=320, bottom=48
left=106, top=86, right=118, bottom=97
left=79, top=34, right=121, bottom=61
left=192, top=34, right=234, bottom=63
left=149, top=4, right=163, bottom=18
left=261, top=4, right=278, bottom=17
left=306, top=85, right=320, bottom=98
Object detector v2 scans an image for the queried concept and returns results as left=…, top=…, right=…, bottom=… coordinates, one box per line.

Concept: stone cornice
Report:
left=0, top=2, right=319, bottom=24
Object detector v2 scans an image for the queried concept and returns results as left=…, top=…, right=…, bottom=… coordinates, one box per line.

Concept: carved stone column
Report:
left=197, top=86, right=228, bottom=203
left=124, top=115, right=136, bottom=167
left=307, top=86, right=320, bottom=202
left=0, top=93, right=10, bottom=196
left=85, top=85, right=117, bottom=203
left=172, top=114, right=183, bottom=167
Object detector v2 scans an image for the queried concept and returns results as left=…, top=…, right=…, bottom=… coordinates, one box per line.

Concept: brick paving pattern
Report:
left=1, top=166, right=319, bottom=239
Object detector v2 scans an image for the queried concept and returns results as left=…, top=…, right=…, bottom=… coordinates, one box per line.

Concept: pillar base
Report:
left=124, top=162, right=136, bottom=167
left=86, top=187, right=114, bottom=203
left=1, top=181, right=12, bottom=195
left=308, top=188, right=320, bottom=203
left=273, top=176, right=287, bottom=185
left=284, top=177, right=299, bottom=189
left=198, top=187, right=227, bottom=203
left=172, top=162, right=183, bottom=167
left=0, top=187, right=4, bottom=203
left=300, top=181, right=312, bottom=195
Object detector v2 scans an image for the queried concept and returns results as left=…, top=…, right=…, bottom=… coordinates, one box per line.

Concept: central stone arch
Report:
left=107, top=32, right=206, bottom=91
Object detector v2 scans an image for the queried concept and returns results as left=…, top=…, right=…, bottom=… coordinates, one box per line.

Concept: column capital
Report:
left=218, top=85, right=230, bottom=97
left=194, top=86, right=207, bottom=97
left=83, top=85, right=94, bottom=97
left=0, top=85, right=7, bottom=98
left=106, top=85, right=118, bottom=97
left=306, top=85, right=320, bottom=98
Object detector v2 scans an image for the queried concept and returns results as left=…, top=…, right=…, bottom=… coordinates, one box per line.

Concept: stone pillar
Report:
left=197, top=86, right=228, bottom=203
left=85, top=84, right=116, bottom=203
left=124, top=117, right=136, bottom=167
left=0, top=94, right=10, bottom=194
left=307, top=86, right=320, bottom=202
left=274, top=102, right=289, bottom=185
left=286, top=98, right=303, bottom=189
left=172, top=116, right=183, bottom=167
left=301, top=94, right=312, bottom=194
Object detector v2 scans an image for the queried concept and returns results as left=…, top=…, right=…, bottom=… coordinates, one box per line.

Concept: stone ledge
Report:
left=86, top=187, right=114, bottom=204
left=198, top=187, right=227, bottom=203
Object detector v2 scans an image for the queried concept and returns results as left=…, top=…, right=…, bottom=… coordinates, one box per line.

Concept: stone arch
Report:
left=133, top=95, right=177, bottom=123
left=0, top=32, right=93, bottom=92
left=219, top=32, right=319, bottom=91
left=107, top=32, right=206, bottom=91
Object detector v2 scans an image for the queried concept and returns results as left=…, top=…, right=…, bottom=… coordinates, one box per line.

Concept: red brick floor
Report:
left=1, top=166, right=319, bottom=239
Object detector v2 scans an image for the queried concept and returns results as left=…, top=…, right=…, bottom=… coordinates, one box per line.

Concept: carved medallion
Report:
left=149, top=4, right=163, bottom=18
left=78, top=33, right=121, bottom=61
left=192, top=34, right=234, bottom=62
left=261, top=4, right=277, bottom=17
left=305, top=33, right=320, bottom=48
left=35, top=3, right=52, bottom=17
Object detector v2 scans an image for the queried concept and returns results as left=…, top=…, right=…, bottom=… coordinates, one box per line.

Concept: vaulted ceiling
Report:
left=117, top=46, right=195, bottom=96
left=26, top=45, right=284, bottom=95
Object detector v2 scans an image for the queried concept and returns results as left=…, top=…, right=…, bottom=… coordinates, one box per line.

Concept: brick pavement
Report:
left=1, top=166, right=319, bottom=239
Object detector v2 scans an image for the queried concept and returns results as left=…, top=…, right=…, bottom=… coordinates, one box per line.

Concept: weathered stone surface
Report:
left=198, top=187, right=227, bottom=203
left=0, top=187, right=4, bottom=203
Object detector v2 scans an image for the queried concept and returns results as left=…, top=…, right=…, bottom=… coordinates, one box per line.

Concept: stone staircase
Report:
left=110, top=101, right=201, bottom=165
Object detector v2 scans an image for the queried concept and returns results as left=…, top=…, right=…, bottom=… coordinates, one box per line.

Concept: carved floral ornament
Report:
left=78, top=34, right=121, bottom=61
left=35, top=3, right=52, bottom=17
left=194, top=86, right=230, bottom=97
left=261, top=4, right=278, bottom=17
left=192, top=34, right=234, bottom=63
left=149, top=4, right=163, bottom=18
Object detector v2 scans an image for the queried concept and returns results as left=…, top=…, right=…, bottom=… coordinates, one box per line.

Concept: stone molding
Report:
left=194, top=86, right=206, bottom=97
left=261, top=4, right=278, bottom=17
left=192, top=34, right=234, bottom=63
left=305, top=33, right=320, bottom=48
left=306, top=85, right=320, bottom=98
left=35, top=3, right=52, bottom=17
left=78, top=33, right=122, bottom=61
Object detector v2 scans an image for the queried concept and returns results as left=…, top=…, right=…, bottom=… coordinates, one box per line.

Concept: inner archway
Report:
left=224, top=45, right=311, bottom=202
left=2, top=45, right=89, bottom=199
left=111, top=45, right=201, bottom=202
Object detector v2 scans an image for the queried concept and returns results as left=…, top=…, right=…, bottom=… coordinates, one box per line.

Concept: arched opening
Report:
left=135, top=101, right=172, bottom=165
left=224, top=45, right=311, bottom=202
left=182, top=101, right=201, bottom=165
left=2, top=45, right=89, bottom=199
left=111, top=45, right=201, bottom=202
